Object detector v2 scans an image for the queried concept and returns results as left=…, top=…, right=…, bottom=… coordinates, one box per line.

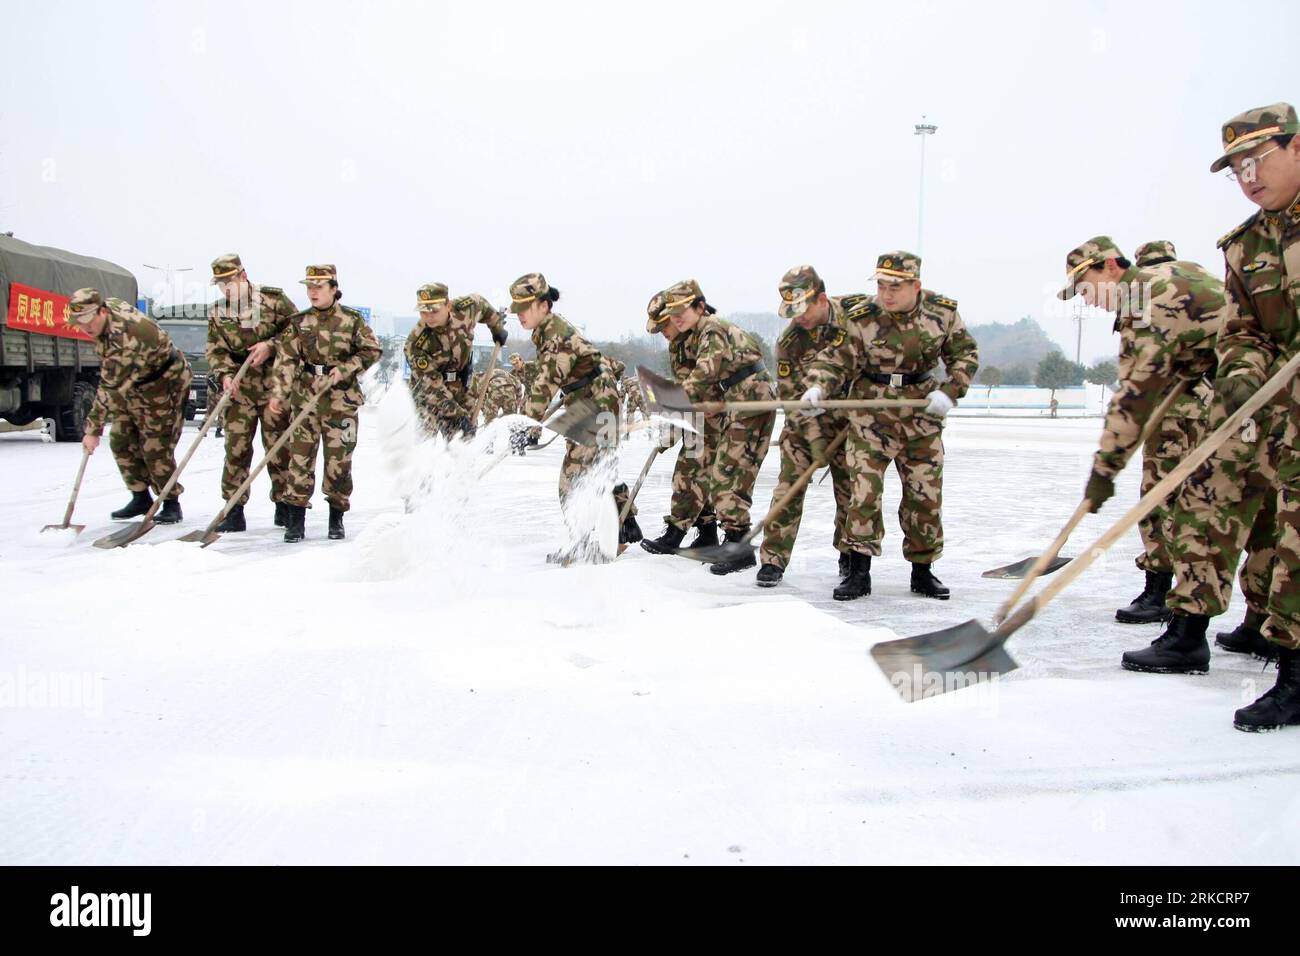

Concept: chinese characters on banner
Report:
left=4, top=283, right=94, bottom=342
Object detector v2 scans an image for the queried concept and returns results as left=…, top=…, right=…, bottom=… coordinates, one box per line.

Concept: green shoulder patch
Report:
left=1216, top=215, right=1255, bottom=250
left=924, top=291, right=958, bottom=311
left=452, top=294, right=475, bottom=313
left=844, top=297, right=880, bottom=322
left=289, top=308, right=311, bottom=320
left=341, top=305, right=365, bottom=320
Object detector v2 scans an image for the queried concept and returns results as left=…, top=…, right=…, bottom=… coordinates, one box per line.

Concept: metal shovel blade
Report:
left=674, top=540, right=753, bottom=564
left=92, top=518, right=155, bottom=550
left=637, top=367, right=694, bottom=414
left=981, top=555, right=1072, bottom=579
left=546, top=398, right=606, bottom=446
left=177, top=528, right=222, bottom=547
left=41, top=523, right=86, bottom=534
left=869, top=618, right=1019, bottom=702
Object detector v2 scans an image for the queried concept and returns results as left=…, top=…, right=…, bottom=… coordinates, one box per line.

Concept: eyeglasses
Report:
left=1226, top=145, right=1281, bottom=183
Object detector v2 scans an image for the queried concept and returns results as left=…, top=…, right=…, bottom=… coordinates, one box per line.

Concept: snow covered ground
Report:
left=2, top=396, right=1296, bottom=865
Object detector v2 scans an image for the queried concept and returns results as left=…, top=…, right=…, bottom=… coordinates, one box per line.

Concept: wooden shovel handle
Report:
left=744, top=427, right=851, bottom=545
left=691, top=398, right=929, bottom=414
left=618, top=446, right=661, bottom=524
left=469, top=341, right=503, bottom=425
left=59, top=449, right=91, bottom=528
left=996, top=350, right=1300, bottom=640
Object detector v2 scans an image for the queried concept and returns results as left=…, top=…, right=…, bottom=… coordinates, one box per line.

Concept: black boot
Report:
left=111, top=489, right=152, bottom=520
left=216, top=503, right=246, bottom=533
left=838, top=551, right=851, bottom=581
left=910, top=562, right=950, bottom=600
left=1115, top=570, right=1173, bottom=624
left=686, top=520, right=719, bottom=550
left=709, top=528, right=756, bottom=575
left=274, top=502, right=287, bottom=528
left=1234, top=648, right=1300, bottom=732
left=1121, top=612, right=1211, bottom=674
left=154, top=497, right=183, bottom=525
left=1215, top=610, right=1278, bottom=661
left=756, top=564, right=784, bottom=588
left=328, top=507, right=345, bottom=540
left=834, top=553, right=872, bottom=601
left=283, top=505, right=306, bottom=543
left=641, top=524, right=686, bottom=555
left=619, top=501, right=643, bottom=545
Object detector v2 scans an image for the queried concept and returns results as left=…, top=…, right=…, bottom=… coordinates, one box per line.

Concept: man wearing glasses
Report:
left=1203, top=103, right=1300, bottom=731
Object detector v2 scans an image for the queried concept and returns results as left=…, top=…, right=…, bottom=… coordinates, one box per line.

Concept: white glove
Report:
left=924, top=389, right=954, bottom=418
left=800, top=386, right=826, bottom=417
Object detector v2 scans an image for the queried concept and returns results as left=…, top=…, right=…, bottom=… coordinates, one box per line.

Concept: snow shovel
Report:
left=980, top=380, right=1192, bottom=582
left=42, top=448, right=91, bottom=534
left=679, top=426, right=851, bottom=564
left=469, top=341, right=503, bottom=426
left=179, top=373, right=337, bottom=547
left=637, top=367, right=928, bottom=415
left=870, top=349, right=1300, bottom=701
left=94, top=356, right=255, bottom=549
left=618, top=445, right=663, bottom=525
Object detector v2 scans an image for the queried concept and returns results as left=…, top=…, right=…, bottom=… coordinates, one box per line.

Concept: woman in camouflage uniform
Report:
left=644, top=279, right=776, bottom=575
left=404, top=282, right=508, bottom=439
left=508, top=272, right=640, bottom=562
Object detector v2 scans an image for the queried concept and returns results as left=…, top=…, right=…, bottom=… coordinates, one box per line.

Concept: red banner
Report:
left=4, top=282, right=94, bottom=342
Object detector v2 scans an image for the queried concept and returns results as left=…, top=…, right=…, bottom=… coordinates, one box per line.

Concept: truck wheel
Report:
left=55, top=381, right=95, bottom=442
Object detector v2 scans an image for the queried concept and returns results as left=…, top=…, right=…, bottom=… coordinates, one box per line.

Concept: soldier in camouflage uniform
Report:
left=803, top=252, right=980, bottom=601
left=72, top=289, right=193, bottom=524
left=508, top=272, right=640, bottom=561
left=205, top=375, right=225, bottom=437
left=269, top=265, right=382, bottom=543
left=623, top=374, right=647, bottom=422
left=1204, top=103, right=1300, bottom=731
left=1060, top=238, right=1225, bottom=625
left=641, top=279, right=775, bottom=575
left=404, top=282, right=508, bottom=439
left=205, top=253, right=298, bottom=533
left=482, top=367, right=520, bottom=426
left=510, top=352, right=538, bottom=410
left=639, top=289, right=720, bottom=555
left=755, top=266, right=855, bottom=588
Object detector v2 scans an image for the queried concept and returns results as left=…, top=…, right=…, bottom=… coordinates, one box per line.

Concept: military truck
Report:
left=152, top=304, right=211, bottom=420
left=0, top=233, right=140, bottom=441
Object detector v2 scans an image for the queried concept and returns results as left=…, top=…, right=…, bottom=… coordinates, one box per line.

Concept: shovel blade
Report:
left=546, top=398, right=606, bottom=446
left=675, top=541, right=753, bottom=564
left=981, top=555, right=1072, bottom=579
left=92, top=519, right=154, bottom=550
left=177, top=528, right=221, bottom=546
left=41, top=524, right=85, bottom=534
left=636, top=367, right=694, bottom=414
left=870, top=617, right=1018, bottom=701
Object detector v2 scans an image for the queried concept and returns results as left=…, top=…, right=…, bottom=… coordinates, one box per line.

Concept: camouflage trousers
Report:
left=558, top=440, right=633, bottom=519
left=1166, top=408, right=1280, bottom=620
left=220, top=387, right=290, bottom=506
left=759, top=416, right=852, bottom=570
left=205, top=376, right=225, bottom=431
left=699, top=411, right=775, bottom=534
left=625, top=391, right=647, bottom=422
left=1264, top=444, right=1300, bottom=649
left=108, top=369, right=191, bottom=500
left=842, top=412, right=944, bottom=562
left=282, top=387, right=360, bottom=512
left=483, top=388, right=516, bottom=427
left=1136, top=414, right=1206, bottom=573
left=666, top=415, right=721, bottom=531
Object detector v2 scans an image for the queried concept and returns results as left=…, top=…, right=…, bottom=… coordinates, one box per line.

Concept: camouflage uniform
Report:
left=623, top=375, right=648, bottom=421
left=511, top=273, right=632, bottom=524
left=405, top=283, right=506, bottom=437
left=511, top=356, right=540, bottom=410
left=661, top=279, right=776, bottom=534
left=204, top=375, right=225, bottom=435
left=1135, top=240, right=1178, bottom=268
left=272, top=265, right=382, bottom=512
left=1061, top=238, right=1225, bottom=575
left=206, top=254, right=298, bottom=507
left=759, top=266, right=854, bottom=571
left=483, top=368, right=520, bottom=425
left=75, top=291, right=193, bottom=500
left=805, top=252, right=979, bottom=562
left=663, top=327, right=721, bottom=532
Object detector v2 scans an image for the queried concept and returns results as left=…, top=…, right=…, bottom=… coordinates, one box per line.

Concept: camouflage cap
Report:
left=777, top=265, right=826, bottom=319
left=660, top=278, right=704, bottom=317
left=874, top=251, right=921, bottom=283
left=1210, top=102, right=1299, bottom=173
left=67, top=288, right=104, bottom=322
left=1134, top=240, right=1177, bottom=267
left=299, top=264, right=337, bottom=286
left=508, top=272, right=550, bottom=313
left=1058, top=236, right=1126, bottom=300
left=414, top=282, right=450, bottom=312
left=210, top=253, right=243, bottom=282
left=645, top=289, right=669, bottom=333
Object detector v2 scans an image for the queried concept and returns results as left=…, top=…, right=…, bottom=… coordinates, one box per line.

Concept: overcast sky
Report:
left=3, top=0, right=1295, bottom=363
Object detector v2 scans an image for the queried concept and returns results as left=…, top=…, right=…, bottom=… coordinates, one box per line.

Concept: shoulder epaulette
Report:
left=844, top=297, right=879, bottom=322
left=340, top=305, right=364, bottom=320
left=924, top=291, right=959, bottom=311
left=839, top=293, right=870, bottom=311
left=259, top=285, right=283, bottom=296
left=1217, top=214, right=1256, bottom=250
left=290, top=308, right=311, bottom=320
left=453, top=294, right=475, bottom=312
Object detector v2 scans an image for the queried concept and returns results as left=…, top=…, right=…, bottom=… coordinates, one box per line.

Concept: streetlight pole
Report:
left=914, top=117, right=937, bottom=256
